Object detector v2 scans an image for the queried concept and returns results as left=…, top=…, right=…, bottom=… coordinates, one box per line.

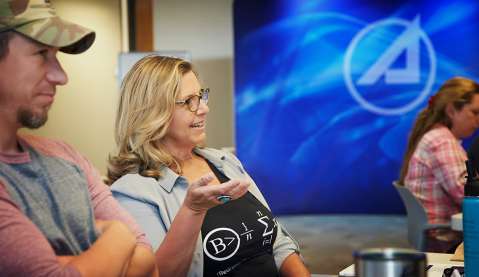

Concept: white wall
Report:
left=154, top=0, right=235, bottom=148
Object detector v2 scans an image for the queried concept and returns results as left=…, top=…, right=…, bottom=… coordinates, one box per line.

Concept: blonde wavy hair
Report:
left=399, top=76, right=479, bottom=184
left=106, top=55, right=196, bottom=185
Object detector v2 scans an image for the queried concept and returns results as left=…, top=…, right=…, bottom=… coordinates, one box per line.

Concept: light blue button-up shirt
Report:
left=111, top=147, right=299, bottom=277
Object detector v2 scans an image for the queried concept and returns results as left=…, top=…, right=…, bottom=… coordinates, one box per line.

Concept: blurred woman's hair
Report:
left=106, top=55, right=196, bottom=185
left=399, top=77, right=479, bottom=184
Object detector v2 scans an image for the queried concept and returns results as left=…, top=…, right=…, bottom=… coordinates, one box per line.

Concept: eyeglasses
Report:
left=175, top=88, right=209, bottom=112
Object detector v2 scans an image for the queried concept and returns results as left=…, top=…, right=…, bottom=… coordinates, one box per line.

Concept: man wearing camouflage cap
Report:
left=0, top=0, right=157, bottom=276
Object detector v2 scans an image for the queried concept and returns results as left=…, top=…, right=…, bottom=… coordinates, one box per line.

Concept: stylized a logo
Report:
left=343, top=15, right=436, bottom=115
left=357, top=15, right=421, bottom=85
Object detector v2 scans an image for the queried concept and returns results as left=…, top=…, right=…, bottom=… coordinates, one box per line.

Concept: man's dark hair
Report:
left=0, top=31, right=14, bottom=61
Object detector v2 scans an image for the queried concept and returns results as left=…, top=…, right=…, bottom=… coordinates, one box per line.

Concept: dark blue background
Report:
left=233, top=0, right=479, bottom=214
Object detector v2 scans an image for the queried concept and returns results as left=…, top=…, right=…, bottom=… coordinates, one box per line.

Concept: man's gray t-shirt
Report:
left=0, top=135, right=149, bottom=276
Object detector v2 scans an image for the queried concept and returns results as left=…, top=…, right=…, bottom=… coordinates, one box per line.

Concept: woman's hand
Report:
left=184, top=174, right=249, bottom=213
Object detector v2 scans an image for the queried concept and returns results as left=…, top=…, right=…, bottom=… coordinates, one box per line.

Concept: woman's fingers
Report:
left=185, top=177, right=250, bottom=212
left=227, top=181, right=250, bottom=200
left=211, top=180, right=241, bottom=196
left=202, top=180, right=250, bottom=202
left=193, top=180, right=235, bottom=199
left=190, top=173, right=214, bottom=189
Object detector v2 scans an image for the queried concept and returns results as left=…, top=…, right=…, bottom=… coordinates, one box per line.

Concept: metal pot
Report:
left=354, top=248, right=427, bottom=277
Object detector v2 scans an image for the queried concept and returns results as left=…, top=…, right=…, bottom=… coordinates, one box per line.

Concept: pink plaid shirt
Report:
left=405, top=125, right=466, bottom=224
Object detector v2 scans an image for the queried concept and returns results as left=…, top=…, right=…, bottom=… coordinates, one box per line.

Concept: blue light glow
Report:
left=233, top=0, right=479, bottom=214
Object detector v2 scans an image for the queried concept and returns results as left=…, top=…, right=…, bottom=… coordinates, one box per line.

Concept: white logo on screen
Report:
left=343, top=15, right=436, bottom=115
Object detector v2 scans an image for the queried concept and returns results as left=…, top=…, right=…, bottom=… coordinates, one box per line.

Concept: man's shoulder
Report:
left=20, top=134, right=76, bottom=155
left=19, top=134, right=85, bottom=165
left=20, top=134, right=71, bottom=150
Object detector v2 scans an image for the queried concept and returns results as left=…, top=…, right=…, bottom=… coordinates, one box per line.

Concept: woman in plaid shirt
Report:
left=399, top=77, right=479, bottom=251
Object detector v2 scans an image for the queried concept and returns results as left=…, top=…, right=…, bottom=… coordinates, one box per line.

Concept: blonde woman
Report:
left=107, top=55, right=309, bottom=277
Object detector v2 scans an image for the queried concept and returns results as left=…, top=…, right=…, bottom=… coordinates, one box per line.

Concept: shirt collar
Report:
left=0, top=136, right=32, bottom=164
left=157, top=166, right=185, bottom=192
left=194, top=147, right=226, bottom=171
left=156, top=147, right=228, bottom=192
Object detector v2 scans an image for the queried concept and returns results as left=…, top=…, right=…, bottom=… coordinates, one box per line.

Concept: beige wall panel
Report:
left=154, top=0, right=235, bottom=149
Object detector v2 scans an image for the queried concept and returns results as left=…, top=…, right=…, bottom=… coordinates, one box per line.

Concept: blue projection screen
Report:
left=233, top=0, right=479, bottom=214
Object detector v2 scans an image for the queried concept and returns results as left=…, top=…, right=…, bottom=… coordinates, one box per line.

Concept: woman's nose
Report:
left=196, top=100, right=209, bottom=115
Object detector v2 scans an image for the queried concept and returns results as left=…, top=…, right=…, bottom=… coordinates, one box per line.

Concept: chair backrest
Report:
left=393, top=181, right=429, bottom=250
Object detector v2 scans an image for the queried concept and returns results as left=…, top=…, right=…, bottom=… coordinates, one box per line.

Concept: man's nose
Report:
left=46, top=57, right=68, bottom=86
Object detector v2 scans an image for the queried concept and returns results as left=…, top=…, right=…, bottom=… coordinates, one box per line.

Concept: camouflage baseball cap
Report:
left=0, top=0, right=95, bottom=54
